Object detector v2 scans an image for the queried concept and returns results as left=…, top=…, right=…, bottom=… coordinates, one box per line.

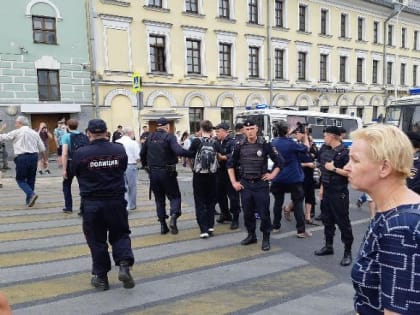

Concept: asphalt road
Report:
left=0, top=163, right=369, bottom=315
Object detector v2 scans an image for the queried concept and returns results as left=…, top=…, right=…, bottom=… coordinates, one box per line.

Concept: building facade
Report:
left=0, top=0, right=92, bottom=155
left=90, top=0, right=420, bottom=135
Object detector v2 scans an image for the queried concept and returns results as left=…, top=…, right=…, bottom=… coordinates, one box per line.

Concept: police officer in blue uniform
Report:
left=72, top=119, right=135, bottom=290
left=140, top=117, right=191, bottom=235
left=314, top=126, right=354, bottom=266
left=227, top=119, right=284, bottom=251
left=215, top=122, right=241, bottom=229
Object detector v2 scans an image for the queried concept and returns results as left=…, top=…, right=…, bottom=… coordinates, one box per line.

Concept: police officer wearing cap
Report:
left=227, top=119, right=284, bottom=251
left=407, top=131, right=420, bottom=194
left=140, top=117, right=191, bottom=235
left=72, top=119, right=135, bottom=291
left=315, top=126, right=354, bottom=266
left=214, top=122, right=241, bottom=229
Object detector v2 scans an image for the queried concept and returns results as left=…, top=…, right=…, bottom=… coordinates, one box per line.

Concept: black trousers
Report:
left=149, top=168, right=182, bottom=221
left=193, top=173, right=217, bottom=233
left=240, top=179, right=271, bottom=234
left=322, top=186, right=354, bottom=249
left=216, top=170, right=241, bottom=217
left=82, top=198, right=134, bottom=277
left=270, top=182, right=306, bottom=233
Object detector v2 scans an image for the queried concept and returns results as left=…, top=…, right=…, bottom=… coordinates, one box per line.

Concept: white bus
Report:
left=235, top=105, right=363, bottom=147
left=385, top=88, right=420, bottom=132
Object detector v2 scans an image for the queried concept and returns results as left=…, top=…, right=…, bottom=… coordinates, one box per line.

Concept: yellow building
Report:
left=87, top=0, right=420, bottom=136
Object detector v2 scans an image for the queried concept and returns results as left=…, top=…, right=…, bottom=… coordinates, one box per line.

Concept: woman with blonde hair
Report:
left=344, top=124, right=420, bottom=315
left=37, top=122, right=52, bottom=174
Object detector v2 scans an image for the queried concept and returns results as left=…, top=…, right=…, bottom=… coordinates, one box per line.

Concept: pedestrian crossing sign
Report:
left=132, top=72, right=142, bottom=93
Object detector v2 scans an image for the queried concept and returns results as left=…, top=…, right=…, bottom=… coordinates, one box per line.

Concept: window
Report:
left=32, top=16, right=56, bottom=44
left=298, top=52, right=306, bottom=80
left=339, top=107, right=347, bottom=115
left=219, top=0, right=230, bottom=18
left=275, top=0, right=284, bottom=27
left=186, top=39, right=201, bottom=74
left=320, top=9, right=328, bottom=35
left=387, top=61, right=393, bottom=84
left=274, top=48, right=284, bottom=79
left=320, top=54, right=327, bottom=81
left=298, top=5, right=306, bottom=32
left=340, top=14, right=347, bottom=37
left=357, top=58, right=363, bottom=83
left=149, top=35, right=166, bottom=73
left=37, top=69, right=60, bottom=101
left=219, top=43, right=232, bottom=76
left=148, top=0, right=162, bottom=7
left=221, top=107, right=233, bottom=127
left=339, top=56, right=346, bottom=83
left=414, top=65, right=418, bottom=86
left=372, top=106, right=378, bottom=120
left=357, top=107, right=363, bottom=118
left=249, top=46, right=259, bottom=78
left=189, top=107, right=203, bottom=133
left=401, top=63, right=406, bottom=85
left=372, top=60, right=378, bottom=84
left=186, top=0, right=198, bottom=13
left=414, top=31, right=418, bottom=50
left=357, top=17, right=364, bottom=41
left=387, top=25, right=393, bottom=46
left=373, top=21, right=379, bottom=43
left=402, top=27, right=407, bottom=48
left=249, top=0, right=258, bottom=24
left=320, top=106, right=329, bottom=113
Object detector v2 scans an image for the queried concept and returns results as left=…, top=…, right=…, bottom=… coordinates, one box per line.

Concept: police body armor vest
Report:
left=147, top=132, right=170, bottom=167
left=319, top=144, right=348, bottom=187
left=239, top=137, right=266, bottom=179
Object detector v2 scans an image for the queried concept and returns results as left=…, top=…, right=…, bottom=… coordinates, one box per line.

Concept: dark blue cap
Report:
left=324, top=126, right=341, bottom=136
left=87, top=119, right=107, bottom=133
left=215, top=122, right=230, bottom=131
left=243, top=119, right=256, bottom=127
left=156, top=117, right=168, bottom=127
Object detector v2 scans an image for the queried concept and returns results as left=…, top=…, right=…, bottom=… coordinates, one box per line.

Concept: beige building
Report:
left=87, top=0, right=420, bottom=136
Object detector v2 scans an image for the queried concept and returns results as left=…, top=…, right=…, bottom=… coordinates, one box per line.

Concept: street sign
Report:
left=132, top=72, right=142, bottom=93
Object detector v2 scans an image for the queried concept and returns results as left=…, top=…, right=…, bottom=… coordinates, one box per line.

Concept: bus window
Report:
left=307, top=117, right=325, bottom=126
left=287, top=115, right=306, bottom=131
left=341, top=119, right=358, bottom=133
left=326, top=118, right=342, bottom=127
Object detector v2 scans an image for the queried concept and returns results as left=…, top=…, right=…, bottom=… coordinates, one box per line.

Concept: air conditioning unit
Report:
left=392, top=0, right=408, bottom=6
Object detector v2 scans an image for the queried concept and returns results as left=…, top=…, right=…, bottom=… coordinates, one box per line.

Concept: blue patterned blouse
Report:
left=352, top=204, right=420, bottom=315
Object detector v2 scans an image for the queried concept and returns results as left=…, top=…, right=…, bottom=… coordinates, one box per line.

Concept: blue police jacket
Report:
left=271, top=137, right=307, bottom=184
left=72, top=138, right=127, bottom=198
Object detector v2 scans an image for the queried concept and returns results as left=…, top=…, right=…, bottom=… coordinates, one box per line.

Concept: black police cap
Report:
left=156, top=117, right=168, bottom=127
left=323, top=126, right=341, bottom=136
left=243, top=119, right=256, bottom=127
left=88, top=119, right=107, bottom=133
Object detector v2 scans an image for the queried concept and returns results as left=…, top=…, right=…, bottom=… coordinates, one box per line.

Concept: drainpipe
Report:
left=382, top=3, right=404, bottom=104
left=267, top=0, right=273, bottom=107
left=88, top=0, right=99, bottom=118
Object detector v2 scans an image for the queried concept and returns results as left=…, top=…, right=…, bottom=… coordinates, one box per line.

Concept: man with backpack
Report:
left=188, top=120, right=222, bottom=238
left=62, top=118, right=89, bottom=213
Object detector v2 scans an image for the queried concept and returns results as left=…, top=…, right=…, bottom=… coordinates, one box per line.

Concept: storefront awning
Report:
left=20, top=103, right=81, bottom=113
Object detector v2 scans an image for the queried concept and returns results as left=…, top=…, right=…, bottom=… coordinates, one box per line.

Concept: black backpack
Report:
left=193, top=137, right=218, bottom=174
left=69, top=133, right=90, bottom=159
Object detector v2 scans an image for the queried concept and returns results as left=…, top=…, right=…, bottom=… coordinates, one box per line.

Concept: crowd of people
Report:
left=1, top=115, right=419, bottom=314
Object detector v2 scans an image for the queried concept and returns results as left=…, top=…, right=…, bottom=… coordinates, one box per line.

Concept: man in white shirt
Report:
left=117, top=127, right=140, bottom=211
left=0, top=116, right=45, bottom=207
